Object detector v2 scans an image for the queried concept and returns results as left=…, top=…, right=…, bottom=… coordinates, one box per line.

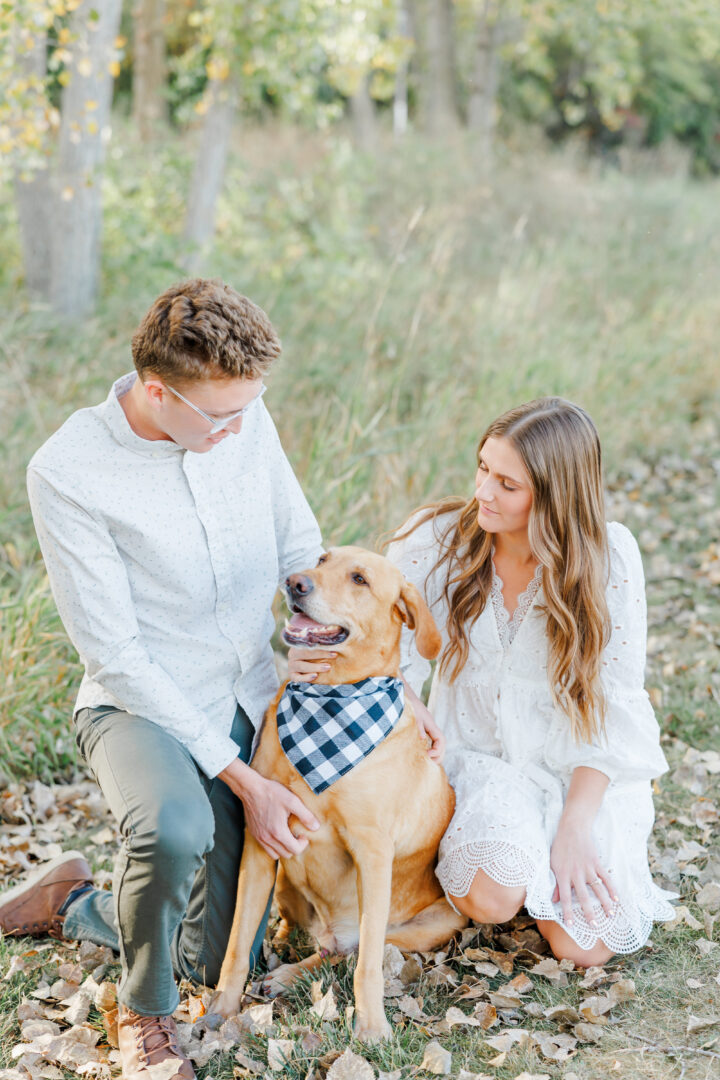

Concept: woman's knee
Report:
left=449, top=876, right=525, bottom=924
left=537, top=921, right=614, bottom=968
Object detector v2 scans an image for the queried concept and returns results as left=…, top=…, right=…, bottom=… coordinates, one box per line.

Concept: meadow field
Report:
left=1, top=132, right=719, bottom=1079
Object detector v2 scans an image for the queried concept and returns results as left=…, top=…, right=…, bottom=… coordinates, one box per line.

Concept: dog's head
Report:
left=282, top=547, right=441, bottom=681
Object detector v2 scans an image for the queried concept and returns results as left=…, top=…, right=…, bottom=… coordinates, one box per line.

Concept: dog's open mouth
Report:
left=282, top=611, right=349, bottom=647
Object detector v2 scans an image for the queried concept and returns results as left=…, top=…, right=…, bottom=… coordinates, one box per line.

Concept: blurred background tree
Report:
left=3, top=0, right=720, bottom=317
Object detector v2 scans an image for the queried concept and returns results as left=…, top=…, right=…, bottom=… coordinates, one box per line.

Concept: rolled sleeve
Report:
left=28, top=466, right=238, bottom=778
left=544, top=521, right=668, bottom=786
left=386, top=513, right=451, bottom=697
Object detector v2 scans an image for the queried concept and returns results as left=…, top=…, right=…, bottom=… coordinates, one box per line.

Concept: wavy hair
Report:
left=390, top=398, right=611, bottom=743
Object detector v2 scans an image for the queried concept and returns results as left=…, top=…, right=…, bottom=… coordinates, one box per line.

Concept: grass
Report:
left=1, top=126, right=719, bottom=774
left=0, top=125, right=719, bottom=1078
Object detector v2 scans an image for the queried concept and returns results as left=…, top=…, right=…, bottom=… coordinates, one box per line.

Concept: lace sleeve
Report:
left=544, top=522, right=668, bottom=785
left=386, top=513, right=449, bottom=697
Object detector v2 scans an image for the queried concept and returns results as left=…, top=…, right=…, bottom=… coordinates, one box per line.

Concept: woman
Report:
left=293, top=397, right=675, bottom=966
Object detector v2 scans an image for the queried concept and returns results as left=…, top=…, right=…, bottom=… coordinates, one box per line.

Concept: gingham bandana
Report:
left=276, top=677, right=405, bottom=794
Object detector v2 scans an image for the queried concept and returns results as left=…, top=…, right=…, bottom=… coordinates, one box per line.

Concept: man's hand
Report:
left=287, top=645, right=337, bottom=682
left=218, top=758, right=319, bottom=860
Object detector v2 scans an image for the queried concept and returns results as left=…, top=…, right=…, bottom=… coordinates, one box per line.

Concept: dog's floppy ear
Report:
left=395, top=580, right=442, bottom=660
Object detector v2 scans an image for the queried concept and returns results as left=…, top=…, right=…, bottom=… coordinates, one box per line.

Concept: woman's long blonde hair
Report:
left=391, top=398, right=611, bottom=743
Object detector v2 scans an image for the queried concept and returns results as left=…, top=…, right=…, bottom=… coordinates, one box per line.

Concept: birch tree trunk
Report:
left=393, top=0, right=414, bottom=138
left=467, top=10, right=522, bottom=170
left=183, top=68, right=237, bottom=272
left=467, top=3, right=499, bottom=168
left=421, top=0, right=459, bottom=135
left=350, top=73, right=377, bottom=151
left=50, top=0, right=123, bottom=320
left=132, top=0, right=168, bottom=142
left=12, top=24, right=52, bottom=299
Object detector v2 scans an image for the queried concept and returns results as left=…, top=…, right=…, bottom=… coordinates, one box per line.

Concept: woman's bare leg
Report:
left=448, top=869, right=525, bottom=924
left=536, top=919, right=614, bottom=967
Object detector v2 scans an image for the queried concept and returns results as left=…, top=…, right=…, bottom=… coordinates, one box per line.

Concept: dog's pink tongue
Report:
left=288, top=612, right=325, bottom=630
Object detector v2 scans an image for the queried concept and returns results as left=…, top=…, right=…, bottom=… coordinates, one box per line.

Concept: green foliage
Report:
left=2, top=129, right=720, bottom=776
left=507, top=0, right=720, bottom=170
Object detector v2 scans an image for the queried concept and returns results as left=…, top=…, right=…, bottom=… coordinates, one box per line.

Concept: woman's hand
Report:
left=287, top=645, right=337, bottom=682
left=550, top=816, right=617, bottom=928
left=401, top=677, right=445, bottom=762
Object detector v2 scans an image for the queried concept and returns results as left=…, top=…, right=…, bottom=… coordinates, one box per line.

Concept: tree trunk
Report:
left=12, top=24, right=52, bottom=299
left=183, top=70, right=237, bottom=271
left=350, top=74, right=377, bottom=152
left=132, top=0, right=168, bottom=142
left=393, top=0, right=414, bottom=138
left=467, top=4, right=500, bottom=168
left=50, top=0, right=123, bottom=320
left=420, top=0, right=459, bottom=135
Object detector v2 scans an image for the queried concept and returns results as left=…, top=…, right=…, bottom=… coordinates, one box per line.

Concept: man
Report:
left=0, top=280, right=323, bottom=1080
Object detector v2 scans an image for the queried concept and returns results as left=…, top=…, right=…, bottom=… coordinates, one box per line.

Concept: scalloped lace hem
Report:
left=436, top=839, right=677, bottom=954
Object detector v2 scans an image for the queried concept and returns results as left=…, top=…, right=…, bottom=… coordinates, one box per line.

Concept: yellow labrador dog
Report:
left=212, top=547, right=467, bottom=1042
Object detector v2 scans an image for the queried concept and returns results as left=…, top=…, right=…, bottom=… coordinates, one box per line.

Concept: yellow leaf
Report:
left=86, top=119, right=98, bottom=135
left=59, top=28, right=71, bottom=45
left=61, top=186, right=74, bottom=201
left=108, top=60, right=121, bottom=77
left=194, top=98, right=209, bottom=116
left=115, top=36, right=127, bottom=49
left=85, top=99, right=99, bottom=110
left=77, top=57, right=92, bottom=77
left=58, top=70, right=71, bottom=87
left=206, top=56, right=230, bottom=82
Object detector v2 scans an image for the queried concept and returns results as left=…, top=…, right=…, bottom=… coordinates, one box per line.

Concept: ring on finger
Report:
left=589, top=877, right=601, bottom=885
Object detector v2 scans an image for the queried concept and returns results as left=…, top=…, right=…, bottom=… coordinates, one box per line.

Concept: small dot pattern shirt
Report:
left=27, top=372, right=324, bottom=778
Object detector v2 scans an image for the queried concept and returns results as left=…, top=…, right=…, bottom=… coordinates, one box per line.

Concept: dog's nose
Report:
left=286, top=573, right=314, bottom=597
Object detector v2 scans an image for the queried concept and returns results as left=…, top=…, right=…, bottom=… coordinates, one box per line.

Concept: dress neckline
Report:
left=490, top=560, right=543, bottom=649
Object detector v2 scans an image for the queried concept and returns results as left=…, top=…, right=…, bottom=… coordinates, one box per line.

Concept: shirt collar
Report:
left=99, top=371, right=184, bottom=457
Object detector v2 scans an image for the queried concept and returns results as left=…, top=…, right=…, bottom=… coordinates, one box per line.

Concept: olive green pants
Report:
left=66, top=705, right=272, bottom=1016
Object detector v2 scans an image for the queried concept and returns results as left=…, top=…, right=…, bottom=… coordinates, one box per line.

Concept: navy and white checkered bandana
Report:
left=276, top=677, right=405, bottom=794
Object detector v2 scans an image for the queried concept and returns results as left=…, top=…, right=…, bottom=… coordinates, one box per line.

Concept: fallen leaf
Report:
left=420, top=1040, right=451, bottom=1075
left=444, top=1006, right=481, bottom=1028
left=696, top=882, right=720, bottom=913
left=534, top=1032, right=577, bottom=1063
left=686, top=1015, right=720, bottom=1034
left=608, top=978, right=636, bottom=1004
left=267, top=1038, right=294, bottom=1071
left=234, top=1048, right=265, bottom=1074
left=485, top=1029, right=534, bottom=1052
left=327, top=1048, right=375, bottom=1080
left=573, top=1022, right=603, bottom=1043
left=310, top=987, right=339, bottom=1021
left=472, top=1002, right=499, bottom=1029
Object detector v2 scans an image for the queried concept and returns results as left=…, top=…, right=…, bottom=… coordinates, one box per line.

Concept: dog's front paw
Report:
left=353, top=1013, right=392, bottom=1044
left=206, top=987, right=244, bottom=1019
left=261, top=962, right=304, bottom=997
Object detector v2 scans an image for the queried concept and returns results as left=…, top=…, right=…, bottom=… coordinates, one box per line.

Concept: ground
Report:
left=1, top=420, right=719, bottom=1080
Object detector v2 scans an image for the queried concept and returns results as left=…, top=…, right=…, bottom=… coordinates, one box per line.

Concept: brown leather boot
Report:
left=118, top=1005, right=196, bottom=1079
left=0, top=849, right=93, bottom=940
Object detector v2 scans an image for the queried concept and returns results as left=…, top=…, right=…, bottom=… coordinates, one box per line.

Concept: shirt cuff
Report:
left=185, top=732, right=243, bottom=779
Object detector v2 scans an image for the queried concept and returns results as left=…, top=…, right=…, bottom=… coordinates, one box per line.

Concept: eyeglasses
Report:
left=165, top=383, right=267, bottom=434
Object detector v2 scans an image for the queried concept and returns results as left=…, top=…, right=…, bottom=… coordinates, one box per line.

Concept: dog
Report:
left=211, top=547, right=467, bottom=1043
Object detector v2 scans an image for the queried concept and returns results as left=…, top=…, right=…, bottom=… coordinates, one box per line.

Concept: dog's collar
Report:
left=276, top=677, right=405, bottom=795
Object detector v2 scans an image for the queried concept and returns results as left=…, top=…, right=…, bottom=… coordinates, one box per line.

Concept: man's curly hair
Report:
left=132, top=279, right=281, bottom=384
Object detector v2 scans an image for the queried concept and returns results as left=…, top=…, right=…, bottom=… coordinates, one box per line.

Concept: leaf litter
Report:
left=2, top=434, right=720, bottom=1077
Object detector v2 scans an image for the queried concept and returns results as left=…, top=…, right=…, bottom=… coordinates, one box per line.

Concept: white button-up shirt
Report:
left=27, top=372, right=324, bottom=778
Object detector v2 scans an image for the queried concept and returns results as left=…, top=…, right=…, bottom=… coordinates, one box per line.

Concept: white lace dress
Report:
left=389, top=517, right=676, bottom=953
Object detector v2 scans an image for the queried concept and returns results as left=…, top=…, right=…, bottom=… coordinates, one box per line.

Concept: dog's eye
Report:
left=352, top=573, right=368, bottom=586
left=317, top=554, right=329, bottom=565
